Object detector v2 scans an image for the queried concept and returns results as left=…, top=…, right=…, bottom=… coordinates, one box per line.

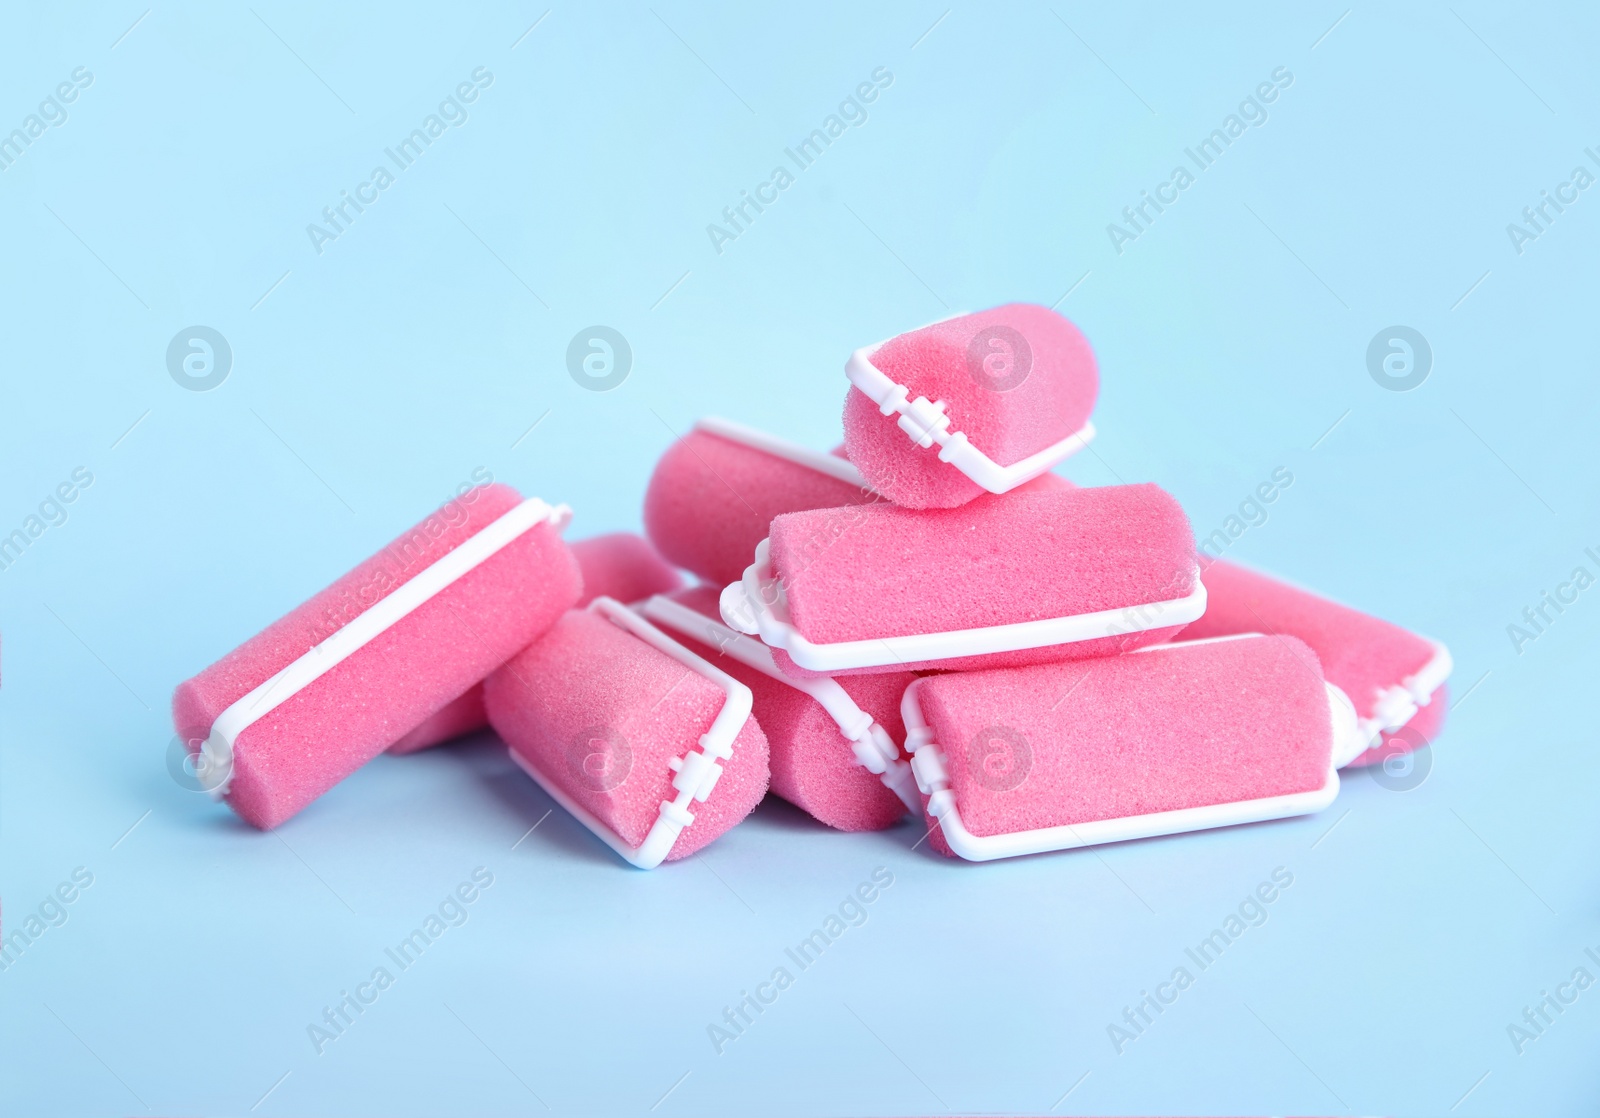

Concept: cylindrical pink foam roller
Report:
left=722, top=484, right=1204, bottom=678
left=1178, top=559, right=1451, bottom=766
left=644, top=417, right=876, bottom=587
left=484, top=599, right=770, bottom=867
left=171, top=484, right=582, bottom=829
left=842, top=304, right=1098, bottom=509
left=903, top=634, right=1367, bottom=861
left=388, top=531, right=684, bottom=755
left=639, top=585, right=915, bottom=832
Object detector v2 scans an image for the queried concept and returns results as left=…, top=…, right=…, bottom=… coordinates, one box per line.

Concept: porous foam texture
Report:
left=767, top=484, right=1196, bottom=678
left=665, top=586, right=910, bottom=831
left=1179, top=559, right=1440, bottom=729
left=387, top=530, right=685, bottom=755
left=1348, top=684, right=1449, bottom=769
left=842, top=304, right=1098, bottom=508
left=388, top=688, right=488, bottom=755
left=484, top=608, right=770, bottom=860
left=172, top=484, right=583, bottom=829
left=914, top=635, right=1334, bottom=857
left=571, top=532, right=685, bottom=607
left=644, top=427, right=873, bottom=587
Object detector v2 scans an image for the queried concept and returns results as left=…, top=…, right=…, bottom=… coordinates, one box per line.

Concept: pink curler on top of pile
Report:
left=842, top=303, right=1098, bottom=509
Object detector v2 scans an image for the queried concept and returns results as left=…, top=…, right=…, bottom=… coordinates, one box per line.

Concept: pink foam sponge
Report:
left=386, top=687, right=489, bottom=756
left=571, top=531, right=685, bottom=606
left=644, top=417, right=875, bottom=587
left=903, top=634, right=1368, bottom=860
left=644, top=418, right=1074, bottom=594
left=388, top=531, right=684, bottom=755
left=639, top=585, right=915, bottom=832
left=842, top=304, right=1098, bottom=509
left=171, top=484, right=582, bottom=829
left=721, top=484, right=1204, bottom=678
left=484, top=599, right=770, bottom=867
left=1179, top=559, right=1451, bottom=765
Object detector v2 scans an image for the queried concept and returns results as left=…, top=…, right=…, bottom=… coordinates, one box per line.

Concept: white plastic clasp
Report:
left=719, top=578, right=761, bottom=636
left=1326, top=683, right=1370, bottom=769
left=1351, top=639, right=1453, bottom=758
left=909, top=744, right=949, bottom=797
left=935, top=429, right=969, bottom=464
left=875, top=381, right=909, bottom=417
left=846, top=723, right=898, bottom=776
left=670, top=748, right=725, bottom=802
left=658, top=799, right=695, bottom=828
left=897, top=397, right=951, bottom=447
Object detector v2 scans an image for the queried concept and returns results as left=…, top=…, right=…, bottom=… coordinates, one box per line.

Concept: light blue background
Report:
left=2, top=2, right=1596, bottom=1115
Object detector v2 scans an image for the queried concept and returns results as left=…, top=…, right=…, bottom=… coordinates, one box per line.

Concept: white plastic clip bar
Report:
left=694, top=416, right=873, bottom=491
